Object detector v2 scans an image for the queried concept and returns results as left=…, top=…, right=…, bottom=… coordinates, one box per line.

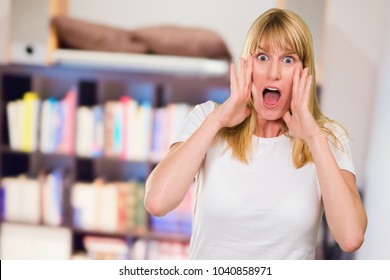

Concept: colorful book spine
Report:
left=22, top=92, right=40, bottom=152
left=92, top=105, right=104, bottom=157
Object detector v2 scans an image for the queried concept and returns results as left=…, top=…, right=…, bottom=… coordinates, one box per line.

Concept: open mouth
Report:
left=262, top=87, right=281, bottom=108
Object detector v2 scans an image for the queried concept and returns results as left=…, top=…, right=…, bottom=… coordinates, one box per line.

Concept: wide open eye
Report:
left=257, top=54, right=268, bottom=62
left=282, top=56, right=294, bottom=64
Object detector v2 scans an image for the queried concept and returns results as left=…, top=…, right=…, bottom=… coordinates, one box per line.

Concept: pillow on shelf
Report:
left=51, top=16, right=148, bottom=53
left=132, top=25, right=231, bottom=60
left=51, top=16, right=231, bottom=60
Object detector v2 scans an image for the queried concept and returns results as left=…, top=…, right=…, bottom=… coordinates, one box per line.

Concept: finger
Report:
left=297, top=67, right=309, bottom=103
left=245, top=55, right=254, bottom=91
left=238, top=57, right=247, bottom=90
left=292, top=66, right=301, bottom=102
left=230, top=63, right=238, bottom=94
left=302, top=74, right=313, bottom=105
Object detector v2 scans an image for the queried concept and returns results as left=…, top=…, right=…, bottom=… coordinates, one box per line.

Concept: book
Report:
left=22, top=92, right=40, bottom=152
left=92, top=105, right=104, bottom=157
left=125, top=98, right=139, bottom=160
left=42, top=170, right=64, bottom=226
left=40, top=97, right=60, bottom=154
left=97, top=182, right=118, bottom=233
left=57, top=89, right=76, bottom=155
left=6, top=101, right=18, bottom=150
left=83, top=236, right=129, bottom=260
left=103, top=101, right=116, bottom=157
left=75, top=106, right=93, bottom=157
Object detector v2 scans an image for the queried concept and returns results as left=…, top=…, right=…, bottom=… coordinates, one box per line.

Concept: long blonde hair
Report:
left=217, top=8, right=343, bottom=168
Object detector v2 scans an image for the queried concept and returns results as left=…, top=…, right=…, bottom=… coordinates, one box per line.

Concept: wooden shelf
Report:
left=72, top=228, right=190, bottom=242
left=51, top=49, right=230, bottom=76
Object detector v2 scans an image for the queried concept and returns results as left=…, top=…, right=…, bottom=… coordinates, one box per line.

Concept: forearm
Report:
left=145, top=112, right=223, bottom=216
left=307, top=132, right=367, bottom=252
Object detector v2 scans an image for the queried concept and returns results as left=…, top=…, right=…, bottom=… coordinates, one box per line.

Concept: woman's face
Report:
left=251, top=39, right=303, bottom=122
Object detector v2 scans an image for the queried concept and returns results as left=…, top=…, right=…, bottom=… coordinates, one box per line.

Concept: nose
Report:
left=268, top=60, right=281, bottom=80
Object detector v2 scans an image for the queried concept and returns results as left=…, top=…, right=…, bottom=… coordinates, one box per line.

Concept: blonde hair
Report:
left=217, top=8, right=344, bottom=168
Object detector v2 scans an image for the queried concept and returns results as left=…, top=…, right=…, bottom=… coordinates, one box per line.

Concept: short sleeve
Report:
left=172, top=100, right=217, bottom=145
left=327, top=123, right=355, bottom=175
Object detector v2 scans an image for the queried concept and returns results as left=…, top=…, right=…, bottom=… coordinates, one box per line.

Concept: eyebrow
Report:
left=257, top=46, right=297, bottom=56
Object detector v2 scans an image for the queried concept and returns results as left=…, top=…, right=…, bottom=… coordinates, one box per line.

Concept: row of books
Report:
left=1, top=172, right=194, bottom=235
left=149, top=184, right=193, bottom=235
left=71, top=179, right=147, bottom=234
left=7, top=90, right=76, bottom=154
left=6, top=90, right=193, bottom=161
left=72, top=236, right=190, bottom=260
left=0, top=170, right=65, bottom=226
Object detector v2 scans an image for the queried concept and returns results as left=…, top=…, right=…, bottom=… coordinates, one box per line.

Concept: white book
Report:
left=43, top=172, right=63, bottom=226
left=125, top=99, right=138, bottom=160
left=139, top=102, right=153, bottom=160
left=20, top=177, right=40, bottom=224
left=97, top=183, right=118, bottom=233
left=40, top=99, right=57, bottom=153
left=84, top=236, right=128, bottom=259
left=72, top=183, right=97, bottom=231
left=6, top=101, right=18, bottom=150
left=76, top=106, right=93, bottom=157
left=2, top=177, right=21, bottom=222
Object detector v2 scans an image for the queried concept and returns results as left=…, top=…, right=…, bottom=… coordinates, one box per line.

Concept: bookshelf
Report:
left=0, top=59, right=230, bottom=259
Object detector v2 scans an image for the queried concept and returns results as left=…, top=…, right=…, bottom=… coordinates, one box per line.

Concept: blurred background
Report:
left=0, top=0, right=389, bottom=260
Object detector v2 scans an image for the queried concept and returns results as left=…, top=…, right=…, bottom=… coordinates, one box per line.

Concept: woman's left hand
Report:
left=282, top=67, right=322, bottom=143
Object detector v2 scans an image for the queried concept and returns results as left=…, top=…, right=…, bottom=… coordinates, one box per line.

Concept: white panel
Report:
left=320, top=0, right=386, bottom=188
left=9, top=0, right=56, bottom=64
left=0, top=0, right=11, bottom=63
left=356, top=0, right=390, bottom=260
left=0, top=223, right=72, bottom=259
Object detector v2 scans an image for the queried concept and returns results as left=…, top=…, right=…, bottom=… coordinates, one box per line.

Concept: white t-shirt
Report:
left=173, top=101, right=355, bottom=260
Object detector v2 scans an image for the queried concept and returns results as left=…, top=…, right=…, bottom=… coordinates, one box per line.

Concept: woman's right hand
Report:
left=212, top=55, right=254, bottom=127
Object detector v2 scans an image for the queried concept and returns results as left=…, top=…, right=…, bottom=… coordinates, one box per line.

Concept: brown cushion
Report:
left=51, top=16, right=147, bottom=53
left=132, top=25, right=231, bottom=60
left=51, top=16, right=231, bottom=60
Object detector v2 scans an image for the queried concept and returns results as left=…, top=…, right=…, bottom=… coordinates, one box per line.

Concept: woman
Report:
left=144, top=8, right=367, bottom=259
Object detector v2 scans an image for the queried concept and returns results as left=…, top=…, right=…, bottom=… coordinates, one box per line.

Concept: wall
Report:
left=0, top=0, right=10, bottom=63
left=320, top=0, right=386, bottom=189
left=68, top=0, right=278, bottom=62
left=320, top=0, right=390, bottom=259
left=355, top=0, right=390, bottom=260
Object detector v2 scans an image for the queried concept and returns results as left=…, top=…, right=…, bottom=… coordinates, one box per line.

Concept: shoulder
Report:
left=195, top=100, right=218, bottom=114
left=189, top=100, right=219, bottom=120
